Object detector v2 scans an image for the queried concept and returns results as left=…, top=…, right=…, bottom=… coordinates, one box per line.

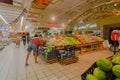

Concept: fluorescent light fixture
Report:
left=0, top=15, right=8, bottom=24
left=20, top=16, right=24, bottom=30
left=61, top=23, right=65, bottom=27
left=79, top=20, right=83, bottom=23
left=74, top=26, right=77, bottom=30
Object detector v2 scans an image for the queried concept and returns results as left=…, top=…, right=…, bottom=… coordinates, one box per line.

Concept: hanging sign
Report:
left=0, top=0, right=13, bottom=4
left=32, top=0, right=51, bottom=9
left=111, top=30, right=119, bottom=41
left=45, top=23, right=60, bottom=27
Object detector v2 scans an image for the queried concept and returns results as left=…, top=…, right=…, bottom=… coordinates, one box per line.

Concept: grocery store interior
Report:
left=0, top=0, right=120, bottom=80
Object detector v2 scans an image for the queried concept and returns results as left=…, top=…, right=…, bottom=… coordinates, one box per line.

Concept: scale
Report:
left=109, top=30, right=120, bottom=54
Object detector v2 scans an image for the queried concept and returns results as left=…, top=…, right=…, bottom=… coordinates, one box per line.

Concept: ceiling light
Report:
left=61, top=23, right=65, bottom=27
left=68, top=19, right=71, bottom=22
left=25, top=25, right=28, bottom=30
left=79, top=20, right=83, bottom=23
left=114, top=3, right=117, bottom=7
left=0, top=15, right=8, bottom=24
left=52, top=16, right=55, bottom=20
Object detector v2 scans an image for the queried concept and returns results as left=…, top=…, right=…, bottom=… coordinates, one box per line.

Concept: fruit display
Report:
left=86, top=74, right=98, bottom=80
left=55, top=36, right=63, bottom=40
left=74, top=35, right=103, bottom=44
left=112, top=65, right=120, bottom=78
left=93, top=67, right=106, bottom=80
left=96, top=58, right=113, bottom=71
left=81, top=35, right=92, bottom=43
left=74, top=35, right=87, bottom=44
left=51, top=39, right=69, bottom=46
left=64, top=37, right=81, bottom=45
left=112, top=54, right=120, bottom=65
left=87, top=35, right=98, bottom=42
left=92, top=36, right=104, bottom=42
left=82, top=54, right=120, bottom=80
left=51, top=40, right=64, bottom=46
left=113, top=54, right=120, bottom=59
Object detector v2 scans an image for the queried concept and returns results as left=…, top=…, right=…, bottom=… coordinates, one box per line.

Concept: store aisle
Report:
left=0, top=43, right=113, bottom=80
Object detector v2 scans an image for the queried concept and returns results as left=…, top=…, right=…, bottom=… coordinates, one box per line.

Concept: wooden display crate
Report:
left=46, top=58, right=58, bottom=64
left=99, top=42, right=105, bottom=50
left=59, top=57, right=79, bottom=65
left=75, top=44, right=82, bottom=51
left=80, top=44, right=92, bottom=54
left=56, top=46, right=64, bottom=50
left=91, top=42, right=99, bottom=51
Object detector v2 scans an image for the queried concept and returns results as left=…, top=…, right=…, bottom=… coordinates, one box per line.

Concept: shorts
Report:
left=27, top=42, right=38, bottom=53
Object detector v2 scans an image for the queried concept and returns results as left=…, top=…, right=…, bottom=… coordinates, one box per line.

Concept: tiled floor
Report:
left=0, top=43, right=113, bottom=80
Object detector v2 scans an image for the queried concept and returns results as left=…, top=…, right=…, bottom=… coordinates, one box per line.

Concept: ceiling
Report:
left=29, top=0, right=112, bottom=27
left=0, top=0, right=115, bottom=31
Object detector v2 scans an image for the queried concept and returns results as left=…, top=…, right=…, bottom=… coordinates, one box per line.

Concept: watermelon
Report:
left=93, top=67, right=106, bottom=80
left=115, top=78, right=120, bottom=80
left=113, top=54, right=120, bottom=59
left=96, top=58, right=113, bottom=71
left=86, top=74, right=98, bottom=80
left=112, top=56, right=120, bottom=65
left=112, top=65, right=120, bottom=78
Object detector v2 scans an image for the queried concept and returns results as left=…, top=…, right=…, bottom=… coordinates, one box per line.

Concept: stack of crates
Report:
left=91, top=44, right=99, bottom=51
left=39, top=46, right=58, bottom=64
left=58, top=45, right=79, bottom=65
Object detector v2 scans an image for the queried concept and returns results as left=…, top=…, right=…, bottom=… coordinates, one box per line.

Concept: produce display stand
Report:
left=98, top=41, right=105, bottom=50
left=79, top=42, right=99, bottom=54
left=58, top=45, right=79, bottom=65
left=81, top=62, right=115, bottom=80
left=81, top=56, right=115, bottom=80
left=52, top=35, right=104, bottom=54
left=75, top=44, right=82, bottom=50
left=56, top=46, right=65, bottom=50
left=91, top=42, right=99, bottom=51
left=74, top=42, right=104, bottom=54
left=80, top=43, right=93, bottom=54
left=46, top=57, right=58, bottom=64
left=39, top=47, right=58, bottom=64
left=59, top=57, right=79, bottom=65
left=40, top=53, right=58, bottom=64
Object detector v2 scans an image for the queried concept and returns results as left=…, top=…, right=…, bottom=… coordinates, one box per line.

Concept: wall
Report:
left=96, top=16, right=120, bottom=39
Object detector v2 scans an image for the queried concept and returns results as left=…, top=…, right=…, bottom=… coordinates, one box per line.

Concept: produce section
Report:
left=38, top=34, right=104, bottom=65
left=38, top=45, right=79, bottom=64
left=1, top=0, right=120, bottom=80
left=50, top=35, right=104, bottom=54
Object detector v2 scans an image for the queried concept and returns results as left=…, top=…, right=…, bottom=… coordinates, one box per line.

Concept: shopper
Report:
left=42, top=35, right=47, bottom=47
left=22, top=33, right=26, bottom=46
left=26, top=33, right=30, bottom=44
left=25, top=34, right=42, bottom=66
left=16, top=36, right=20, bottom=48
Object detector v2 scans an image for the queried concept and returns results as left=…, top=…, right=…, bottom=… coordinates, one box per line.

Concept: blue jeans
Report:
left=27, top=42, right=38, bottom=53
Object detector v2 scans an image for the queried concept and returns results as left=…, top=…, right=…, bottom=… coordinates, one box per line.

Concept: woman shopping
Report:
left=25, top=34, right=43, bottom=66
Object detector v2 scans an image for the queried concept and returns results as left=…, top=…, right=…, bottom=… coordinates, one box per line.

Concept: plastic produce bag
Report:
left=103, top=40, right=111, bottom=48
